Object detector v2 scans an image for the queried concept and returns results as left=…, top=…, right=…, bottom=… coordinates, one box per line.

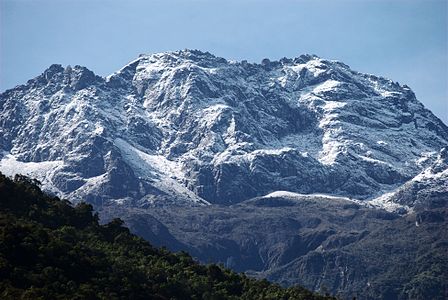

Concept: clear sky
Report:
left=1, top=0, right=447, bottom=123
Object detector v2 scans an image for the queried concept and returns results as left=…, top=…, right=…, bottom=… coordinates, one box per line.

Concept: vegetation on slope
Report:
left=0, top=173, right=335, bottom=300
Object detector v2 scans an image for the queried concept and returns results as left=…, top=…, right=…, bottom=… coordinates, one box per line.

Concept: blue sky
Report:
left=1, top=0, right=447, bottom=123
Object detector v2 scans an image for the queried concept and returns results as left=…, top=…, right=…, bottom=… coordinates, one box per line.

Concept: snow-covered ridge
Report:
left=1, top=49, right=447, bottom=208
left=261, top=190, right=411, bottom=213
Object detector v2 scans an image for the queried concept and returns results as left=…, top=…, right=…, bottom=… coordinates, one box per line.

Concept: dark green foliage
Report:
left=0, top=173, right=334, bottom=300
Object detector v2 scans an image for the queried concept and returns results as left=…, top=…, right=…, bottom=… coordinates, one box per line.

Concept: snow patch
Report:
left=263, top=190, right=359, bottom=202
left=323, top=100, right=347, bottom=111
left=0, top=153, right=64, bottom=195
left=359, top=155, right=388, bottom=165
left=114, top=138, right=209, bottom=205
left=93, top=122, right=104, bottom=135
left=412, top=166, right=448, bottom=182
left=264, top=190, right=411, bottom=214
left=368, top=192, right=411, bottom=213
left=314, top=80, right=341, bottom=94
left=0, top=153, right=63, bottom=178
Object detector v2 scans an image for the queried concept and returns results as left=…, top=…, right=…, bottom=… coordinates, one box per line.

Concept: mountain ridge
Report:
left=1, top=49, right=447, bottom=208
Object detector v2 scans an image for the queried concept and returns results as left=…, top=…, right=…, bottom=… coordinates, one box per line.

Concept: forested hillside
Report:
left=0, top=172, right=335, bottom=300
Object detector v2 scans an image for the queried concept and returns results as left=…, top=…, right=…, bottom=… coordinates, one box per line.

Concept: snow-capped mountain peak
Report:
left=1, top=50, right=447, bottom=207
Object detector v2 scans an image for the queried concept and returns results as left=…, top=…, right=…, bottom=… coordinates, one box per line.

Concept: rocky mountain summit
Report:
left=1, top=50, right=448, bottom=299
left=1, top=50, right=447, bottom=209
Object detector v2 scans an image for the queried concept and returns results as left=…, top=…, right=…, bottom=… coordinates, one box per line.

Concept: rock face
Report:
left=1, top=50, right=447, bottom=207
left=100, top=196, right=448, bottom=300
left=371, top=148, right=448, bottom=211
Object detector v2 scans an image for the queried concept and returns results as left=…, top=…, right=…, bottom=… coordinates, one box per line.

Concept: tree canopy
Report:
left=0, top=172, right=335, bottom=300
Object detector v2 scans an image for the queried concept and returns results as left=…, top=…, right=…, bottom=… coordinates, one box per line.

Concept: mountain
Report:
left=1, top=49, right=447, bottom=208
left=1, top=50, right=448, bottom=299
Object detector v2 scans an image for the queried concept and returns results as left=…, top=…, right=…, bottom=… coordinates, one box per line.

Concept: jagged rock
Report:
left=1, top=50, right=447, bottom=208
